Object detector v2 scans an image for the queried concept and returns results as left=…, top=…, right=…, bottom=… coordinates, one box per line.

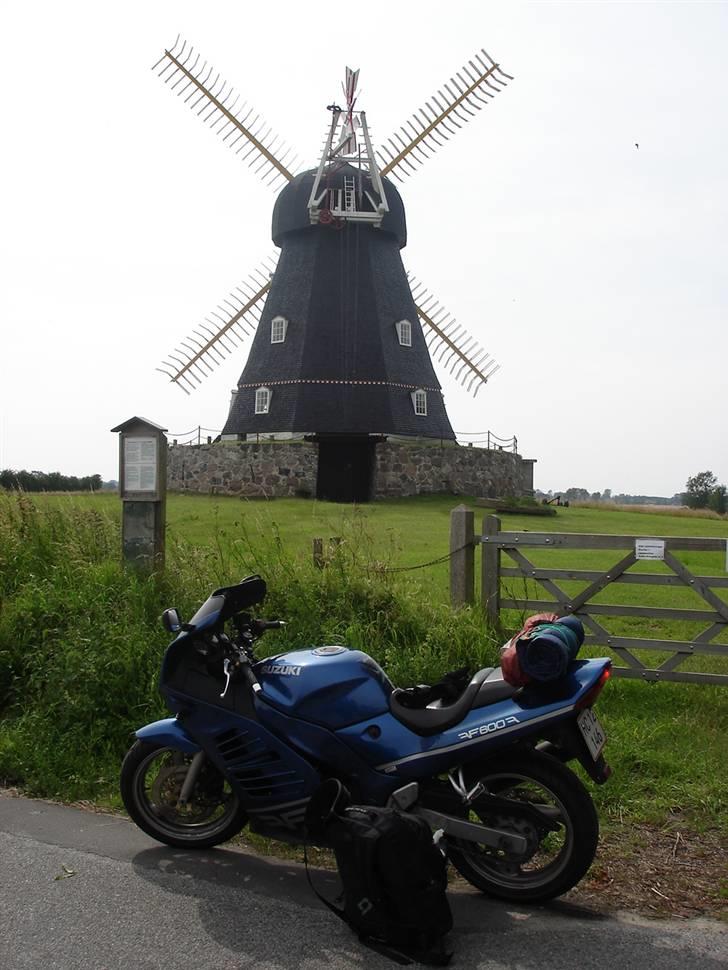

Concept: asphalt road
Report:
left=1, top=792, right=726, bottom=970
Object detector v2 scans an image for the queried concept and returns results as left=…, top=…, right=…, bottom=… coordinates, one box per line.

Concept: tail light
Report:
left=575, top=665, right=611, bottom=711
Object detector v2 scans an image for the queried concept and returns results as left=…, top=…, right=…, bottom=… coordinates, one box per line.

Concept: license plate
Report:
left=577, top=708, right=607, bottom=761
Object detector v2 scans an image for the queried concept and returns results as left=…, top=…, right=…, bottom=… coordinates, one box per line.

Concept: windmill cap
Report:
left=272, top=166, right=407, bottom=248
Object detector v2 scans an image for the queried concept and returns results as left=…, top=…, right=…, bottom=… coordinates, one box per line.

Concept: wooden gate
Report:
left=449, top=508, right=728, bottom=685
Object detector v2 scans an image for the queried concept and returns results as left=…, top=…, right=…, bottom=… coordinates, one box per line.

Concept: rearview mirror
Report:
left=162, top=608, right=182, bottom=633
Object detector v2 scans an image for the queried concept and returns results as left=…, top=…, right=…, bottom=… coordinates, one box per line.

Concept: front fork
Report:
left=134, top=717, right=206, bottom=807
left=177, top=750, right=206, bottom=806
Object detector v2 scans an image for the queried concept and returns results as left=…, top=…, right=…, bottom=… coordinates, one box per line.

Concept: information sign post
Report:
left=110, top=417, right=168, bottom=572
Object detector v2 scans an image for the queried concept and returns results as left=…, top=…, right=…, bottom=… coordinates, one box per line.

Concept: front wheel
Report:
left=120, top=740, right=248, bottom=849
left=446, top=749, right=599, bottom=902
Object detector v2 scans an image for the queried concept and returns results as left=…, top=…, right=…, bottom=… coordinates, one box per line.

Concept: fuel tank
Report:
left=254, top=646, right=393, bottom=730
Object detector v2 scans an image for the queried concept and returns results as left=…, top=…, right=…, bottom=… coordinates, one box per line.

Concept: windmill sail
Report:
left=157, top=257, right=278, bottom=393
left=409, top=276, right=500, bottom=397
left=377, top=51, right=512, bottom=181
left=153, top=38, right=300, bottom=190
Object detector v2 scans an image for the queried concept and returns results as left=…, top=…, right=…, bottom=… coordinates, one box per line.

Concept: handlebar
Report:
left=220, top=654, right=263, bottom=698
left=252, top=619, right=286, bottom=634
left=218, top=617, right=284, bottom=698
left=240, top=661, right=262, bottom=693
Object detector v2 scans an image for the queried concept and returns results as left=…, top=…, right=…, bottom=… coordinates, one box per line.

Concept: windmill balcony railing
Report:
left=168, top=428, right=518, bottom=453
left=453, top=431, right=518, bottom=453
left=168, top=426, right=223, bottom=447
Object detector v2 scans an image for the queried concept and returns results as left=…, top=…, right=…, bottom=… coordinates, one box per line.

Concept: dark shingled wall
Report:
left=222, top=166, right=455, bottom=440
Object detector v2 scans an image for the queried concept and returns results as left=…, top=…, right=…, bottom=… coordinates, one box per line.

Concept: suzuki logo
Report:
left=260, top=664, right=302, bottom=677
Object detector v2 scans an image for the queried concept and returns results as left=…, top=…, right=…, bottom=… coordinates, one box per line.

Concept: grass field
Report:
left=2, top=490, right=727, bottom=845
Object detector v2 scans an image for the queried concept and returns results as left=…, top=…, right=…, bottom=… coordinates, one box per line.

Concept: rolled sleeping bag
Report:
left=515, top=615, right=585, bottom=682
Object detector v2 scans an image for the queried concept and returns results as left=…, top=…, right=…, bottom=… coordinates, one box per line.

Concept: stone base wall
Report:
left=168, top=440, right=533, bottom=500
left=168, top=441, right=318, bottom=498
left=373, top=442, right=528, bottom=498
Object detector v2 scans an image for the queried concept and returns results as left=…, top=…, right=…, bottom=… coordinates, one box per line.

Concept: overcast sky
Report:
left=1, top=0, right=726, bottom=495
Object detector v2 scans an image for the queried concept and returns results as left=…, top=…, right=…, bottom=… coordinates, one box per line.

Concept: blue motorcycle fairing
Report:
left=334, top=658, right=612, bottom=781
left=254, top=695, right=402, bottom=805
left=169, top=696, right=322, bottom=810
left=135, top=717, right=200, bottom=754
left=254, top=648, right=393, bottom=730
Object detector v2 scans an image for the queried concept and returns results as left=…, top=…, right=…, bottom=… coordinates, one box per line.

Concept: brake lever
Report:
left=220, top=658, right=233, bottom=699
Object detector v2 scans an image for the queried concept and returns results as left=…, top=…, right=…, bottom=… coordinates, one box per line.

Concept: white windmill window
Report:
left=411, top=388, right=427, bottom=416
left=271, top=316, right=288, bottom=344
left=395, top=319, right=412, bottom=347
left=255, top=386, right=271, bottom=414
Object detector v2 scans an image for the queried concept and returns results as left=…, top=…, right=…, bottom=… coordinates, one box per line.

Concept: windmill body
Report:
left=154, top=42, right=520, bottom=501
left=223, top=165, right=455, bottom=443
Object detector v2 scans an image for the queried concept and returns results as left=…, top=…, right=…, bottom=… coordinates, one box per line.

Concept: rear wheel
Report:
left=120, top=740, right=247, bottom=849
left=446, top=750, right=599, bottom=902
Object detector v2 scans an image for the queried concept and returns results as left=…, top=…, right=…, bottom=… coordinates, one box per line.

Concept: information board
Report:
left=124, top=437, right=157, bottom=493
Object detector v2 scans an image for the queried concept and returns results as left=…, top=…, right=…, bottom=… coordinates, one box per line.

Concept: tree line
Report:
left=539, top=471, right=726, bottom=515
left=538, top=487, right=683, bottom=505
left=0, top=469, right=104, bottom=492
left=683, top=471, right=726, bottom=514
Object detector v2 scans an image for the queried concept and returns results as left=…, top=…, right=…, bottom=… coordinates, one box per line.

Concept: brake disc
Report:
left=150, top=763, right=217, bottom=822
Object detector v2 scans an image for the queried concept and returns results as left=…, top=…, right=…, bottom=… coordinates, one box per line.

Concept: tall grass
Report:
left=0, top=493, right=499, bottom=800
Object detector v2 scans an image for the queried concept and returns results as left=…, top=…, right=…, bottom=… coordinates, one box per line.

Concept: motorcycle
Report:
left=121, top=575, right=612, bottom=903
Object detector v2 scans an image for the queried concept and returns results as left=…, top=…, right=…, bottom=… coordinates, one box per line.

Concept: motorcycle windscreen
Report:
left=185, top=575, right=268, bottom=632
left=213, top=575, right=267, bottom=623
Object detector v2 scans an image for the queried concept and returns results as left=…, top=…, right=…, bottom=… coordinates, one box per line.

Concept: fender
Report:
left=135, top=717, right=200, bottom=754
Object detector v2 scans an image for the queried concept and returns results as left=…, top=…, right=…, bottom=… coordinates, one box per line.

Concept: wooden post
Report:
left=313, top=537, right=342, bottom=568
left=481, top=514, right=501, bottom=626
left=450, top=505, right=474, bottom=607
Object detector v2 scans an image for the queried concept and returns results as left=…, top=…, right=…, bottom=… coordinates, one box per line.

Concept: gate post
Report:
left=450, top=505, right=474, bottom=606
left=481, top=514, right=501, bottom=626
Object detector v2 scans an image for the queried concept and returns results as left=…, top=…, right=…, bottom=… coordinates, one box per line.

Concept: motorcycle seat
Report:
left=389, top=667, right=494, bottom=736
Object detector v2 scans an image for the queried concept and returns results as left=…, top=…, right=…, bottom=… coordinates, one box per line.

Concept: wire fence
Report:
left=312, top=538, right=473, bottom=573
left=168, top=427, right=518, bottom=452
left=378, top=541, right=473, bottom=573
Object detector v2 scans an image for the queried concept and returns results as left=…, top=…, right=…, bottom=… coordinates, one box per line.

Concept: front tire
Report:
left=120, top=740, right=247, bottom=849
left=446, top=749, right=599, bottom=902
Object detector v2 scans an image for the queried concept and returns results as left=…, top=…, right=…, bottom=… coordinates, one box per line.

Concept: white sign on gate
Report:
left=635, top=539, right=665, bottom=560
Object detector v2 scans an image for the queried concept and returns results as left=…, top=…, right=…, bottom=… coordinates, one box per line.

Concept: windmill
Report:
left=153, top=39, right=512, bottom=501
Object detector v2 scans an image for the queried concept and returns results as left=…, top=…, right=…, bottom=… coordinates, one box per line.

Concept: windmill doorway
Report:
left=315, top=436, right=377, bottom=503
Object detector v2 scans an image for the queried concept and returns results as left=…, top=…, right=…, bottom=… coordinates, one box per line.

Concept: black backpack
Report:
left=304, top=780, right=453, bottom=966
